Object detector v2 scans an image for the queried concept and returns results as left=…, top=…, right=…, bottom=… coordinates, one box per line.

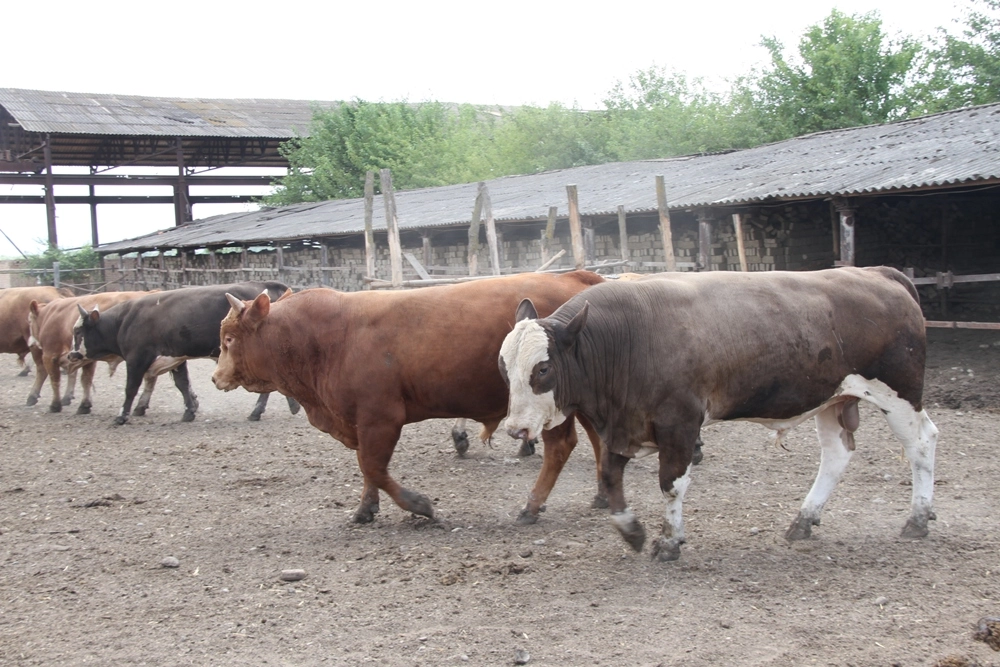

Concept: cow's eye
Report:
left=224, top=335, right=235, bottom=347
left=537, top=365, right=549, bottom=377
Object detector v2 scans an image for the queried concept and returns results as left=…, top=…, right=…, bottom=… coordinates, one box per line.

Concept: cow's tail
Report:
left=865, top=266, right=920, bottom=305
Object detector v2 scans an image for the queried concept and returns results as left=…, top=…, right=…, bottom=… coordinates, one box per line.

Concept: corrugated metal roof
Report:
left=0, top=88, right=328, bottom=138
left=99, top=102, right=1000, bottom=253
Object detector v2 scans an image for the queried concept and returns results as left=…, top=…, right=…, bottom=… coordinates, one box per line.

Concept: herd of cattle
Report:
left=1, top=266, right=938, bottom=561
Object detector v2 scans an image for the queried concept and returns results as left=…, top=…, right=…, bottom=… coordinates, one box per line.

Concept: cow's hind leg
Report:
left=133, top=374, right=158, bottom=417
left=451, top=418, right=470, bottom=456
left=248, top=392, right=269, bottom=421
left=171, top=362, right=199, bottom=422
left=17, top=352, right=30, bottom=376
left=60, top=367, right=78, bottom=406
left=26, top=348, right=47, bottom=406
left=354, top=421, right=434, bottom=523
left=786, top=404, right=854, bottom=540
left=75, top=363, right=96, bottom=414
left=649, top=418, right=700, bottom=561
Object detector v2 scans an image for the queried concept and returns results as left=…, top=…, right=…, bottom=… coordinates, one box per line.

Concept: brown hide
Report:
left=214, top=270, right=604, bottom=522
left=0, top=286, right=72, bottom=366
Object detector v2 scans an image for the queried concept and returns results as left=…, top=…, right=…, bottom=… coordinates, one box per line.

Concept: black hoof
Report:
left=114, top=415, right=128, bottom=426
left=133, top=406, right=147, bottom=417
left=61, top=396, right=73, bottom=406
left=516, top=508, right=539, bottom=525
left=901, top=517, right=929, bottom=539
left=651, top=536, right=684, bottom=562
left=76, top=403, right=91, bottom=415
left=48, top=402, right=62, bottom=413
left=400, top=489, right=435, bottom=520
left=611, top=512, right=647, bottom=552
left=181, top=410, right=196, bottom=422
left=247, top=411, right=262, bottom=422
left=785, top=513, right=819, bottom=541
left=26, top=394, right=38, bottom=406
left=352, top=507, right=377, bottom=524
left=692, top=442, right=704, bottom=466
left=517, top=439, right=537, bottom=457
left=590, top=494, right=610, bottom=509
left=287, top=398, right=301, bottom=415
left=451, top=430, right=470, bottom=456
left=17, top=366, right=31, bottom=377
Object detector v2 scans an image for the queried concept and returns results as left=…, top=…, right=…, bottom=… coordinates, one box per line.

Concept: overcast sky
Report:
left=1, top=0, right=973, bottom=258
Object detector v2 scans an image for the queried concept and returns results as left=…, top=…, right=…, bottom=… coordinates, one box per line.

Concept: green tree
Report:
left=490, top=103, right=611, bottom=174
left=920, top=0, right=1000, bottom=110
left=739, top=10, right=921, bottom=141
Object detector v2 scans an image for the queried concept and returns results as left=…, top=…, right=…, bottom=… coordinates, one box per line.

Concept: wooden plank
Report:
left=697, top=211, right=712, bottom=271
left=566, top=185, right=585, bottom=269
left=542, top=206, right=557, bottom=264
left=655, top=176, right=676, bottom=271
left=379, top=169, right=403, bottom=287
left=732, top=213, right=748, bottom=272
left=364, top=171, right=376, bottom=284
left=320, top=243, right=330, bottom=286
left=422, top=234, right=432, bottom=272
left=481, top=183, right=501, bottom=276
left=617, top=205, right=629, bottom=262
left=925, top=320, right=1000, bottom=330
left=468, top=182, right=484, bottom=276
left=536, top=249, right=567, bottom=272
left=403, top=252, right=432, bottom=280
left=583, top=225, right=595, bottom=264
left=835, top=200, right=855, bottom=267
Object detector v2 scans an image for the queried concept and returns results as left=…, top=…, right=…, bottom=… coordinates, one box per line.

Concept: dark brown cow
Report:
left=27, top=291, right=154, bottom=413
left=211, top=271, right=605, bottom=524
left=500, top=267, right=938, bottom=561
left=0, top=286, right=73, bottom=376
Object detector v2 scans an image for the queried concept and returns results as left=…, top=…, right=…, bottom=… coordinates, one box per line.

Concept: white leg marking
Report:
left=663, top=465, right=692, bottom=542
left=798, top=405, right=854, bottom=524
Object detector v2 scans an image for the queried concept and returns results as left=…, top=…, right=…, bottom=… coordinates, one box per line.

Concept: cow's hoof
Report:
left=692, top=444, right=704, bottom=466
left=352, top=507, right=377, bottom=524
left=784, top=513, right=819, bottom=541
left=17, top=366, right=31, bottom=377
left=287, top=398, right=301, bottom=415
left=247, top=411, right=262, bottom=422
left=76, top=403, right=91, bottom=415
left=451, top=430, right=470, bottom=456
left=610, top=511, right=647, bottom=553
left=516, top=508, right=539, bottom=525
left=48, top=402, right=62, bottom=413
left=590, top=494, right=610, bottom=509
left=651, top=536, right=683, bottom=562
left=133, top=406, right=147, bottom=417
left=114, top=415, right=129, bottom=426
left=26, top=394, right=38, bottom=406
left=901, top=517, right=930, bottom=539
left=181, top=410, right=196, bottom=422
left=400, top=489, right=435, bottom=520
left=61, top=395, right=73, bottom=406
left=517, top=439, right=536, bottom=457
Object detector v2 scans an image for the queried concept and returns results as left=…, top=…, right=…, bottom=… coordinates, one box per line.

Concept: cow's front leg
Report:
left=133, top=374, right=158, bottom=417
left=354, top=421, right=434, bottom=523
left=352, top=452, right=381, bottom=524
left=517, top=415, right=579, bottom=524
left=451, top=418, right=470, bottom=456
left=286, top=396, right=301, bottom=415
left=25, top=348, right=46, bottom=405
left=75, top=363, right=96, bottom=414
left=603, top=448, right=645, bottom=552
left=45, top=357, right=64, bottom=413
left=248, top=392, right=269, bottom=421
left=579, top=414, right=608, bottom=508
left=170, top=362, right=199, bottom=422
left=116, top=361, right=147, bottom=425
left=786, top=405, right=854, bottom=540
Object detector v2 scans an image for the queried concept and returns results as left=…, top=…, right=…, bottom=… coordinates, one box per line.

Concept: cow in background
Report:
left=27, top=291, right=155, bottom=413
left=0, top=286, right=73, bottom=376
left=500, top=267, right=937, bottom=561
left=71, top=282, right=299, bottom=424
left=212, top=271, right=607, bottom=526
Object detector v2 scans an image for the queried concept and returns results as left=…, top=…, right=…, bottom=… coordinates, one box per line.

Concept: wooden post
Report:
left=88, top=184, right=99, bottom=247
left=541, top=206, right=557, bottom=264
left=731, top=213, right=748, bottom=272
left=697, top=211, right=713, bottom=271
left=830, top=203, right=840, bottom=259
left=241, top=247, right=249, bottom=280
left=566, top=185, right=585, bottom=269
left=583, top=224, right=596, bottom=265
left=275, top=245, right=284, bottom=280
left=364, top=171, right=376, bottom=284
left=834, top=199, right=855, bottom=267
left=655, top=176, right=676, bottom=271
left=940, top=203, right=949, bottom=317
left=422, top=233, right=432, bottom=274
left=136, top=252, right=145, bottom=289
left=480, top=183, right=501, bottom=276
left=158, top=250, right=167, bottom=289
left=43, top=135, right=57, bottom=248
left=379, top=169, right=403, bottom=287
left=174, top=139, right=191, bottom=226
left=617, top=205, right=629, bottom=263
left=468, top=183, right=484, bottom=276
left=320, top=243, right=330, bottom=286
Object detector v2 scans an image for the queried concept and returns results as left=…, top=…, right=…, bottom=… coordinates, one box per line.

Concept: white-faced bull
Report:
left=499, top=266, right=938, bottom=561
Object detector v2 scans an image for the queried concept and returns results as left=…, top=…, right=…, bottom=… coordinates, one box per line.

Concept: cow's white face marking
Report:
left=73, top=314, right=88, bottom=358
left=500, top=319, right=566, bottom=441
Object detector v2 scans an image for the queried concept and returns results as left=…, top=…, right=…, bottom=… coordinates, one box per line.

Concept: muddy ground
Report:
left=1, top=328, right=999, bottom=666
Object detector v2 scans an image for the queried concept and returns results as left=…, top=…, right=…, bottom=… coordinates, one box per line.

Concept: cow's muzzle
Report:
left=507, top=427, right=533, bottom=442
left=67, top=351, right=84, bottom=362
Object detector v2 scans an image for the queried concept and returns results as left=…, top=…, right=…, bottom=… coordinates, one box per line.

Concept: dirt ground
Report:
left=1, top=328, right=998, bottom=667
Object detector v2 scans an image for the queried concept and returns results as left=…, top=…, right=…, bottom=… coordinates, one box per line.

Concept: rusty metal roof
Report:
left=99, top=102, right=1000, bottom=253
left=0, top=88, right=324, bottom=138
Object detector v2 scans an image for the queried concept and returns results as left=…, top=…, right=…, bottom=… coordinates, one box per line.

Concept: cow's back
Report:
left=1, top=286, right=72, bottom=355
left=36, top=291, right=152, bottom=353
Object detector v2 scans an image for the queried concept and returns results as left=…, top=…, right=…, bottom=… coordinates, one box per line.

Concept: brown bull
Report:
left=211, top=271, right=605, bottom=525
left=27, top=291, right=155, bottom=413
left=0, top=286, right=73, bottom=376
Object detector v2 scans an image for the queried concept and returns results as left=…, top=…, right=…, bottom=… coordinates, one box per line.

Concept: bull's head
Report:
left=499, top=298, right=588, bottom=442
left=212, top=292, right=276, bottom=393
left=68, top=304, right=104, bottom=362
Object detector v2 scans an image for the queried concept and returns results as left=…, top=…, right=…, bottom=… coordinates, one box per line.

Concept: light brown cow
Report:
left=211, top=271, right=606, bottom=525
left=0, top=286, right=73, bottom=376
left=27, top=292, right=154, bottom=413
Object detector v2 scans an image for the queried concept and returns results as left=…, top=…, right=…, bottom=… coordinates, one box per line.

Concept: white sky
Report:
left=0, top=0, right=973, bottom=258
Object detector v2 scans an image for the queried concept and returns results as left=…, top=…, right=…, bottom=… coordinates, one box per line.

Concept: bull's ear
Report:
left=225, top=293, right=246, bottom=315
left=277, top=288, right=293, bottom=302
left=244, top=291, right=270, bottom=330
left=29, top=300, right=40, bottom=316
left=514, top=298, right=538, bottom=322
left=559, top=301, right=588, bottom=345
left=88, top=306, right=100, bottom=323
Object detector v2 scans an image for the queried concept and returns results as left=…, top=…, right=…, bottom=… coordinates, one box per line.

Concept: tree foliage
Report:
left=920, top=0, right=1000, bottom=111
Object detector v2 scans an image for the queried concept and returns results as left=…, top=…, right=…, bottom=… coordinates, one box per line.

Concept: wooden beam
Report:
left=364, top=171, right=376, bottom=284
left=697, top=211, right=713, bottom=271
left=174, top=139, right=191, bottom=226
left=617, top=205, right=629, bottom=263
left=536, top=249, right=567, bottom=272
left=88, top=184, right=99, bottom=247
left=583, top=224, right=596, bottom=265
left=732, top=213, right=748, bottom=272
left=422, top=233, right=432, bottom=272
left=403, top=252, right=431, bottom=280
left=655, top=176, right=676, bottom=271
left=566, top=185, right=585, bottom=269
left=379, top=169, right=403, bottom=287
left=834, top=198, right=855, bottom=267
left=320, top=243, right=330, bottom=286
left=43, top=136, right=56, bottom=248
left=468, top=182, right=484, bottom=276
left=541, top=205, right=557, bottom=264
left=480, top=183, right=501, bottom=276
